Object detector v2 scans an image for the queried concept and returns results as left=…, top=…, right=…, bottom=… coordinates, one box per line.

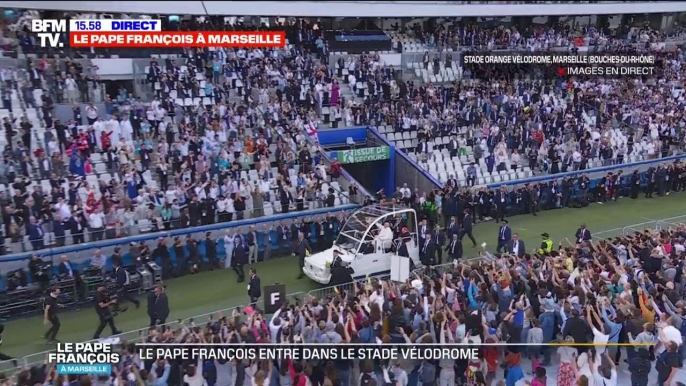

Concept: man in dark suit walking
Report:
left=205, top=232, right=218, bottom=270
left=146, top=285, right=169, bottom=327
left=295, top=232, right=312, bottom=279
left=507, top=233, right=526, bottom=257
left=232, top=242, right=247, bottom=282
left=460, top=209, right=478, bottom=247
left=113, top=261, right=140, bottom=310
left=446, top=233, right=463, bottom=262
left=432, top=227, right=446, bottom=265
left=496, top=220, right=512, bottom=253
left=248, top=268, right=261, bottom=310
left=420, top=233, right=434, bottom=266
left=446, top=216, right=459, bottom=238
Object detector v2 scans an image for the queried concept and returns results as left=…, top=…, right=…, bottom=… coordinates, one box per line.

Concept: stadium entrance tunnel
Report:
left=342, top=157, right=393, bottom=197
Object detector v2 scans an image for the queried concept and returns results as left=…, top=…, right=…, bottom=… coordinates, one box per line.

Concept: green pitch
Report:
left=2, top=193, right=686, bottom=362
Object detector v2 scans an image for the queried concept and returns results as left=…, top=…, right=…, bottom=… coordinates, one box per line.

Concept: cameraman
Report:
left=113, top=260, right=140, bottom=310
left=93, top=285, right=121, bottom=339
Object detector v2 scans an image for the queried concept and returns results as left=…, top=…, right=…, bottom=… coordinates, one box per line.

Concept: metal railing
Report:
left=0, top=205, right=360, bottom=274
left=1, top=198, right=357, bottom=254
left=622, top=220, right=660, bottom=237
left=592, top=227, right=626, bottom=240
left=656, top=215, right=686, bottom=231
left=304, top=257, right=483, bottom=300
left=9, top=291, right=306, bottom=373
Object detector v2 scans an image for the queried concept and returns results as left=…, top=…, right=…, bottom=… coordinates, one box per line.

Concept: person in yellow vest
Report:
left=539, top=233, right=553, bottom=255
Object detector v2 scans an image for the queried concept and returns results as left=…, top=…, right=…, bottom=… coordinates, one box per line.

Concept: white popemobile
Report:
left=303, top=203, right=421, bottom=284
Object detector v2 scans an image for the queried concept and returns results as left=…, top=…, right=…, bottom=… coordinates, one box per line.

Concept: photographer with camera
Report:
left=113, top=260, right=140, bottom=311
left=93, top=285, right=121, bottom=339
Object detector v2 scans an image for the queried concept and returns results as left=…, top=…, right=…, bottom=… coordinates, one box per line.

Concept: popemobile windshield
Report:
left=303, top=203, right=421, bottom=285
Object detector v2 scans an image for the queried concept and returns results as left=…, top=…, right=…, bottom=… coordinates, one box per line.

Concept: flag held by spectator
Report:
left=307, top=121, right=318, bottom=138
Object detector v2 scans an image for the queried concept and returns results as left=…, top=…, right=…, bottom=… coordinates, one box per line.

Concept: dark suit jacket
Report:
left=507, top=239, right=526, bottom=257
left=290, top=224, right=300, bottom=241
left=432, top=231, right=446, bottom=248
left=446, top=239, right=463, bottom=260
left=58, top=261, right=76, bottom=277
left=420, top=240, right=434, bottom=258
left=498, top=225, right=512, bottom=242
left=575, top=228, right=592, bottom=241
left=446, top=222, right=459, bottom=237
left=246, top=231, right=257, bottom=247
left=29, top=223, right=44, bottom=241
left=277, top=225, right=290, bottom=243
left=205, top=238, right=217, bottom=259
left=398, top=242, right=409, bottom=258
left=418, top=224, right=430, bottom=244
left=462, top=215, right=473, bottom=233
left=248, top=275, right=261, bottom=298
left=232, top=246, right=247, bottom=266
left=114, top=266, right=129, bottom=286
left=147, top=292, right=170, bottom=321
left=295, top=239, right=312, bottom=259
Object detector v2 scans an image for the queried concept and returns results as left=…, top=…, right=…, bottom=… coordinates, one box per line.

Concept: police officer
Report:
left=539, top=233, right=553, bottom=255
left=93, top=285, right=121, bottom=339
left=113, top=261, right=140, bottom=310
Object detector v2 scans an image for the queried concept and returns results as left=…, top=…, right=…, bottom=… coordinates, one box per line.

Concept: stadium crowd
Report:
left=1, top=13, right=686, bottom=386
left=12, top=220, right=686, bottom=386
left=400, top=18, right=684, bottom=51
left=386, top=53, right=686, bottom=186
left=0, top=18, right=377, bottom=254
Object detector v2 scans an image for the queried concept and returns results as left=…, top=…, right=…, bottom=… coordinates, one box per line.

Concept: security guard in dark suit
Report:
left=432, top=227, right=446, bottom=265
left=113, top=261, right=140, bottom=310
left=248, top=268, right=261, bottom=310
left=446, top=233, right=463, bottom=261
left=205, top=232, right=218, bottom=270
left=147, top=285, right=169, bottom=327
left=294, top=232, right=312, bottom=279
left=397, top=238, right=416, bottom=271
left=232, top=242, right=247, bottom=283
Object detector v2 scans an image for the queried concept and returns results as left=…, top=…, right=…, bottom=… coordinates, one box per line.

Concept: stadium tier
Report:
left=0, top=4, right=686, bottom=386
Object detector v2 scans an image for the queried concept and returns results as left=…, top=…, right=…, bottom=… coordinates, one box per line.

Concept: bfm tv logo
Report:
left=31, top=19, right=66, bottom=48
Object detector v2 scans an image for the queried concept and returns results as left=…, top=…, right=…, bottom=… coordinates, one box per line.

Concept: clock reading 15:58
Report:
left=73, top=21, right=102, bottom=31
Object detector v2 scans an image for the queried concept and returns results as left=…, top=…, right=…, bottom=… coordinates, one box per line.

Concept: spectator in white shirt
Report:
left=65, top=75, right=78, bottom=103
left=85, top=103, right=99, bottom=125
left=88, top=210, right=106, bottom=241
left=90, top=249, right=107, bottom=277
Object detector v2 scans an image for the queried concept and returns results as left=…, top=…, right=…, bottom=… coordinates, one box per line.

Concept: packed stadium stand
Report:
left=0, top=2, right=685, bottom=385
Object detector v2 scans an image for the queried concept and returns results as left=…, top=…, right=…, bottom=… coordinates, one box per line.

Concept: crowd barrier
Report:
left=0, top=204, right=360, bottom=278
left=656, top=215, right=686, bottom=231
left=0, top=213, right=681, bottom=374
left=485, top=154, right=686, bottom=189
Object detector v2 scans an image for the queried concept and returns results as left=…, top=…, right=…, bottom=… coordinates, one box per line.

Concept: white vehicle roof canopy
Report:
left=336, top=203, right=416, bottom=254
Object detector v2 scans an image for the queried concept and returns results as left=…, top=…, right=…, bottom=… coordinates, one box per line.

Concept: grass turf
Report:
left=3, top=193, right=686, bottom=359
